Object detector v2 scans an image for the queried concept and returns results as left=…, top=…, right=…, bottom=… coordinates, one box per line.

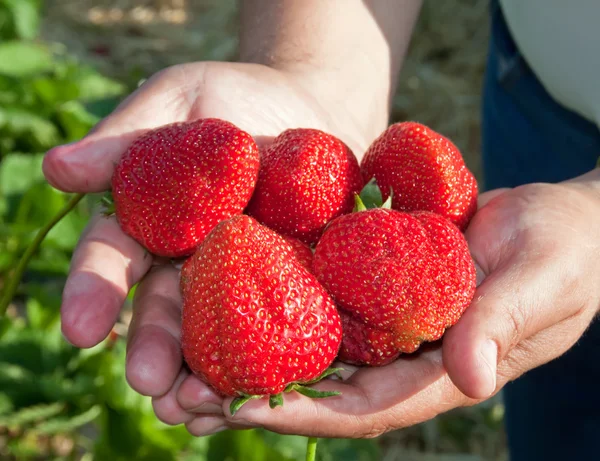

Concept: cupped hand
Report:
left=43, top=61, right=369, bottom=427
left=173, top=170, right=600, bottom=438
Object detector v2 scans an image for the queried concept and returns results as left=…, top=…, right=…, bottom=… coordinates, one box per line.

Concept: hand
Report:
left=43, top=61, right=374, bottom=432
left=170, top=170, right=600, bottom=438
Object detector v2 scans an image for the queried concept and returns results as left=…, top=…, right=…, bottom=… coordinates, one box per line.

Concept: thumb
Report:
left=442, top=256, right=573, bottom=400
left=43, top=67, right=199, bottom=192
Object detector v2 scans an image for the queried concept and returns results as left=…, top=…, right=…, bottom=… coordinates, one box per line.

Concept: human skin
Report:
left=42, top=0, right=600, bottom=437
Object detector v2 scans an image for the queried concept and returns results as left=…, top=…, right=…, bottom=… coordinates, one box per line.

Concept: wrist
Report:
left=277, top=62, right=391, bottom=155
left=239, top=0, right=422, bottom=158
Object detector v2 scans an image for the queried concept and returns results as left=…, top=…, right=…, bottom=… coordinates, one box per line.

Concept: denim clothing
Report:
left=482, top=2, right=600, bottom=460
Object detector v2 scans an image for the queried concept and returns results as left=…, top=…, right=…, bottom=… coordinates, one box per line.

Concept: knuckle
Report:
left=355, top=419, right=389, bottom=439
left=501, top=300, right=527, bottom=350
left=152, top=402, right=182, bottom=426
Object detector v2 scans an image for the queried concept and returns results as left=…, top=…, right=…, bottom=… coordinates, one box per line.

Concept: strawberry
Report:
left=282, top=236, right=314, bottom=271
left=313, top=200, right=476, bottom=366
left=361, top=121, right=478, bottom=231
left=180, top=215, right=342, bottom=412
left=246, top=128, right=363, bottom=245
left=111, top=118, right=259, bottom=258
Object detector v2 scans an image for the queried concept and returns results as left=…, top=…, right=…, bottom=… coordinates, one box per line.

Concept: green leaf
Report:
left=0, top=393, right=15, bottom=416
left=0, top=153, right=45, bottom=196
left=97, top=405, right=143, bottom=458
left=138, top=417, right=193, bottom=453
left=94, top=340, right=151, bottom=412
left=300, top=367, right=344, bottom=385
left=0, top=41, right=53, bottom=78
left=316, top=438, right=381, bottom=461
left=74, top=69, right=126, bottom=102
left=31, top=76, right=79, bottom=105
left=95, top=405, right=183, bottom=461
left=0, top=361, right=36, bottom=384
left=36, top=370, right=97, bottom=403
left=35, top=404, right=101, bottom=435
left=0, top=323, right=72, bottom=376
left=206, top=429, right=297, bottom=461
left=0, top=368, right=40, bottom=409
left=260, top=430, right=308, bottom=461
left=0, top=402, right=65, bottom=427
left=230, top=394, right=262, bottom=416
left=44, top=200, right=88, bottom=250
left=268, top=393, right=283, bottom=409
left=9, top=183, right=65, bottom=239
left=288, top=385, right=340, bottom=399
left=26, top=297, right=59, bottom=330
left=0, top=316, right=12, bottom=339
left=57, top=101, right=99, bottom=141
left=1, top=0, right=40, bottom=39
left=27, top=248, right=71, bottom=275
left=0, top=106, right=60, bottom=148
left=180, top=436, right=211, bottom=461
left=358, top=178, right=384, bottom=209
left=85, top=96, right=123, bottom=119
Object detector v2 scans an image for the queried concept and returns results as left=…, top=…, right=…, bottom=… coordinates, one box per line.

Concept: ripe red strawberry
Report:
left=282, top=236, right=314, bottom=271
left=181, top=215, right=342, bottom=410
left=313, top=205, right=476, bottom=366
left=111, top=118, right=259, bottom=258
left=246, top=128, right=363, bottom=245
left=361, top=121, right=478, bottom=231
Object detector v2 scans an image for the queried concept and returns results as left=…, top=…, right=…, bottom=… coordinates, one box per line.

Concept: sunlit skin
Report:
left=43, top=0, right=600, bottom=439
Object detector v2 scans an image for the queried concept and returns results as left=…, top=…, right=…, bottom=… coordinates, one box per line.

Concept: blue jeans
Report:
left=482, top=2, right=600, bottom=460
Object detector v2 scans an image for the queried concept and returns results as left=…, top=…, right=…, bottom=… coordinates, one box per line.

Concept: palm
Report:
left=165, top=191, right=507, bottom=437
left=43, top=61, right=372, bottom=433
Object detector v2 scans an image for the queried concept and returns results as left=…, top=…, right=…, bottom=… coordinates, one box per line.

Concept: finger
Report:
left=477, top=188, right=510, bottom=208
left=61, top=215, right=151, bottom=347
left=126, top=264, right=183, bottom=397
left=43, top=66, right=199, bottom=192
left=185, top=416, right=234, bottom=437
left=224, top=348, right=461, bottom=438
left=176, top=374, right=225, bottom=416
left=496, top=305, right=595, bottom=386
left=152, top=369, right=196, bottom=426
left=442, top=253, right=587, bottom=400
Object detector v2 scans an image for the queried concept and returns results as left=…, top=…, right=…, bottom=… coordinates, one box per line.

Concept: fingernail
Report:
left=479, top=339, right=498, bottom=397
left=190, top=403, right=223, bottom=415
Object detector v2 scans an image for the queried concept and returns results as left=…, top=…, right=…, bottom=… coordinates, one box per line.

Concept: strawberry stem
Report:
left=305, top=437, right=318, bottom=461
left=0, top=193, right=85, bottom=317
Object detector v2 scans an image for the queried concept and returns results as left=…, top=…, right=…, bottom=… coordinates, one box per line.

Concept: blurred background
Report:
left=0, top=0, right=505, bottom=459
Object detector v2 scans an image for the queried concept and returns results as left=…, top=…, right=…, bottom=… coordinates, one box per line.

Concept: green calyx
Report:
left=101, top=191, right=115, bottom=216
left=229, top=367, right=344, bottom=416
left=354, top=178, right=392, bottom=212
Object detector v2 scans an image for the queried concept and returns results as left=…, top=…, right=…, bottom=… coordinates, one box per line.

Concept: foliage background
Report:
left=0, top=0, right=506, bottom=459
